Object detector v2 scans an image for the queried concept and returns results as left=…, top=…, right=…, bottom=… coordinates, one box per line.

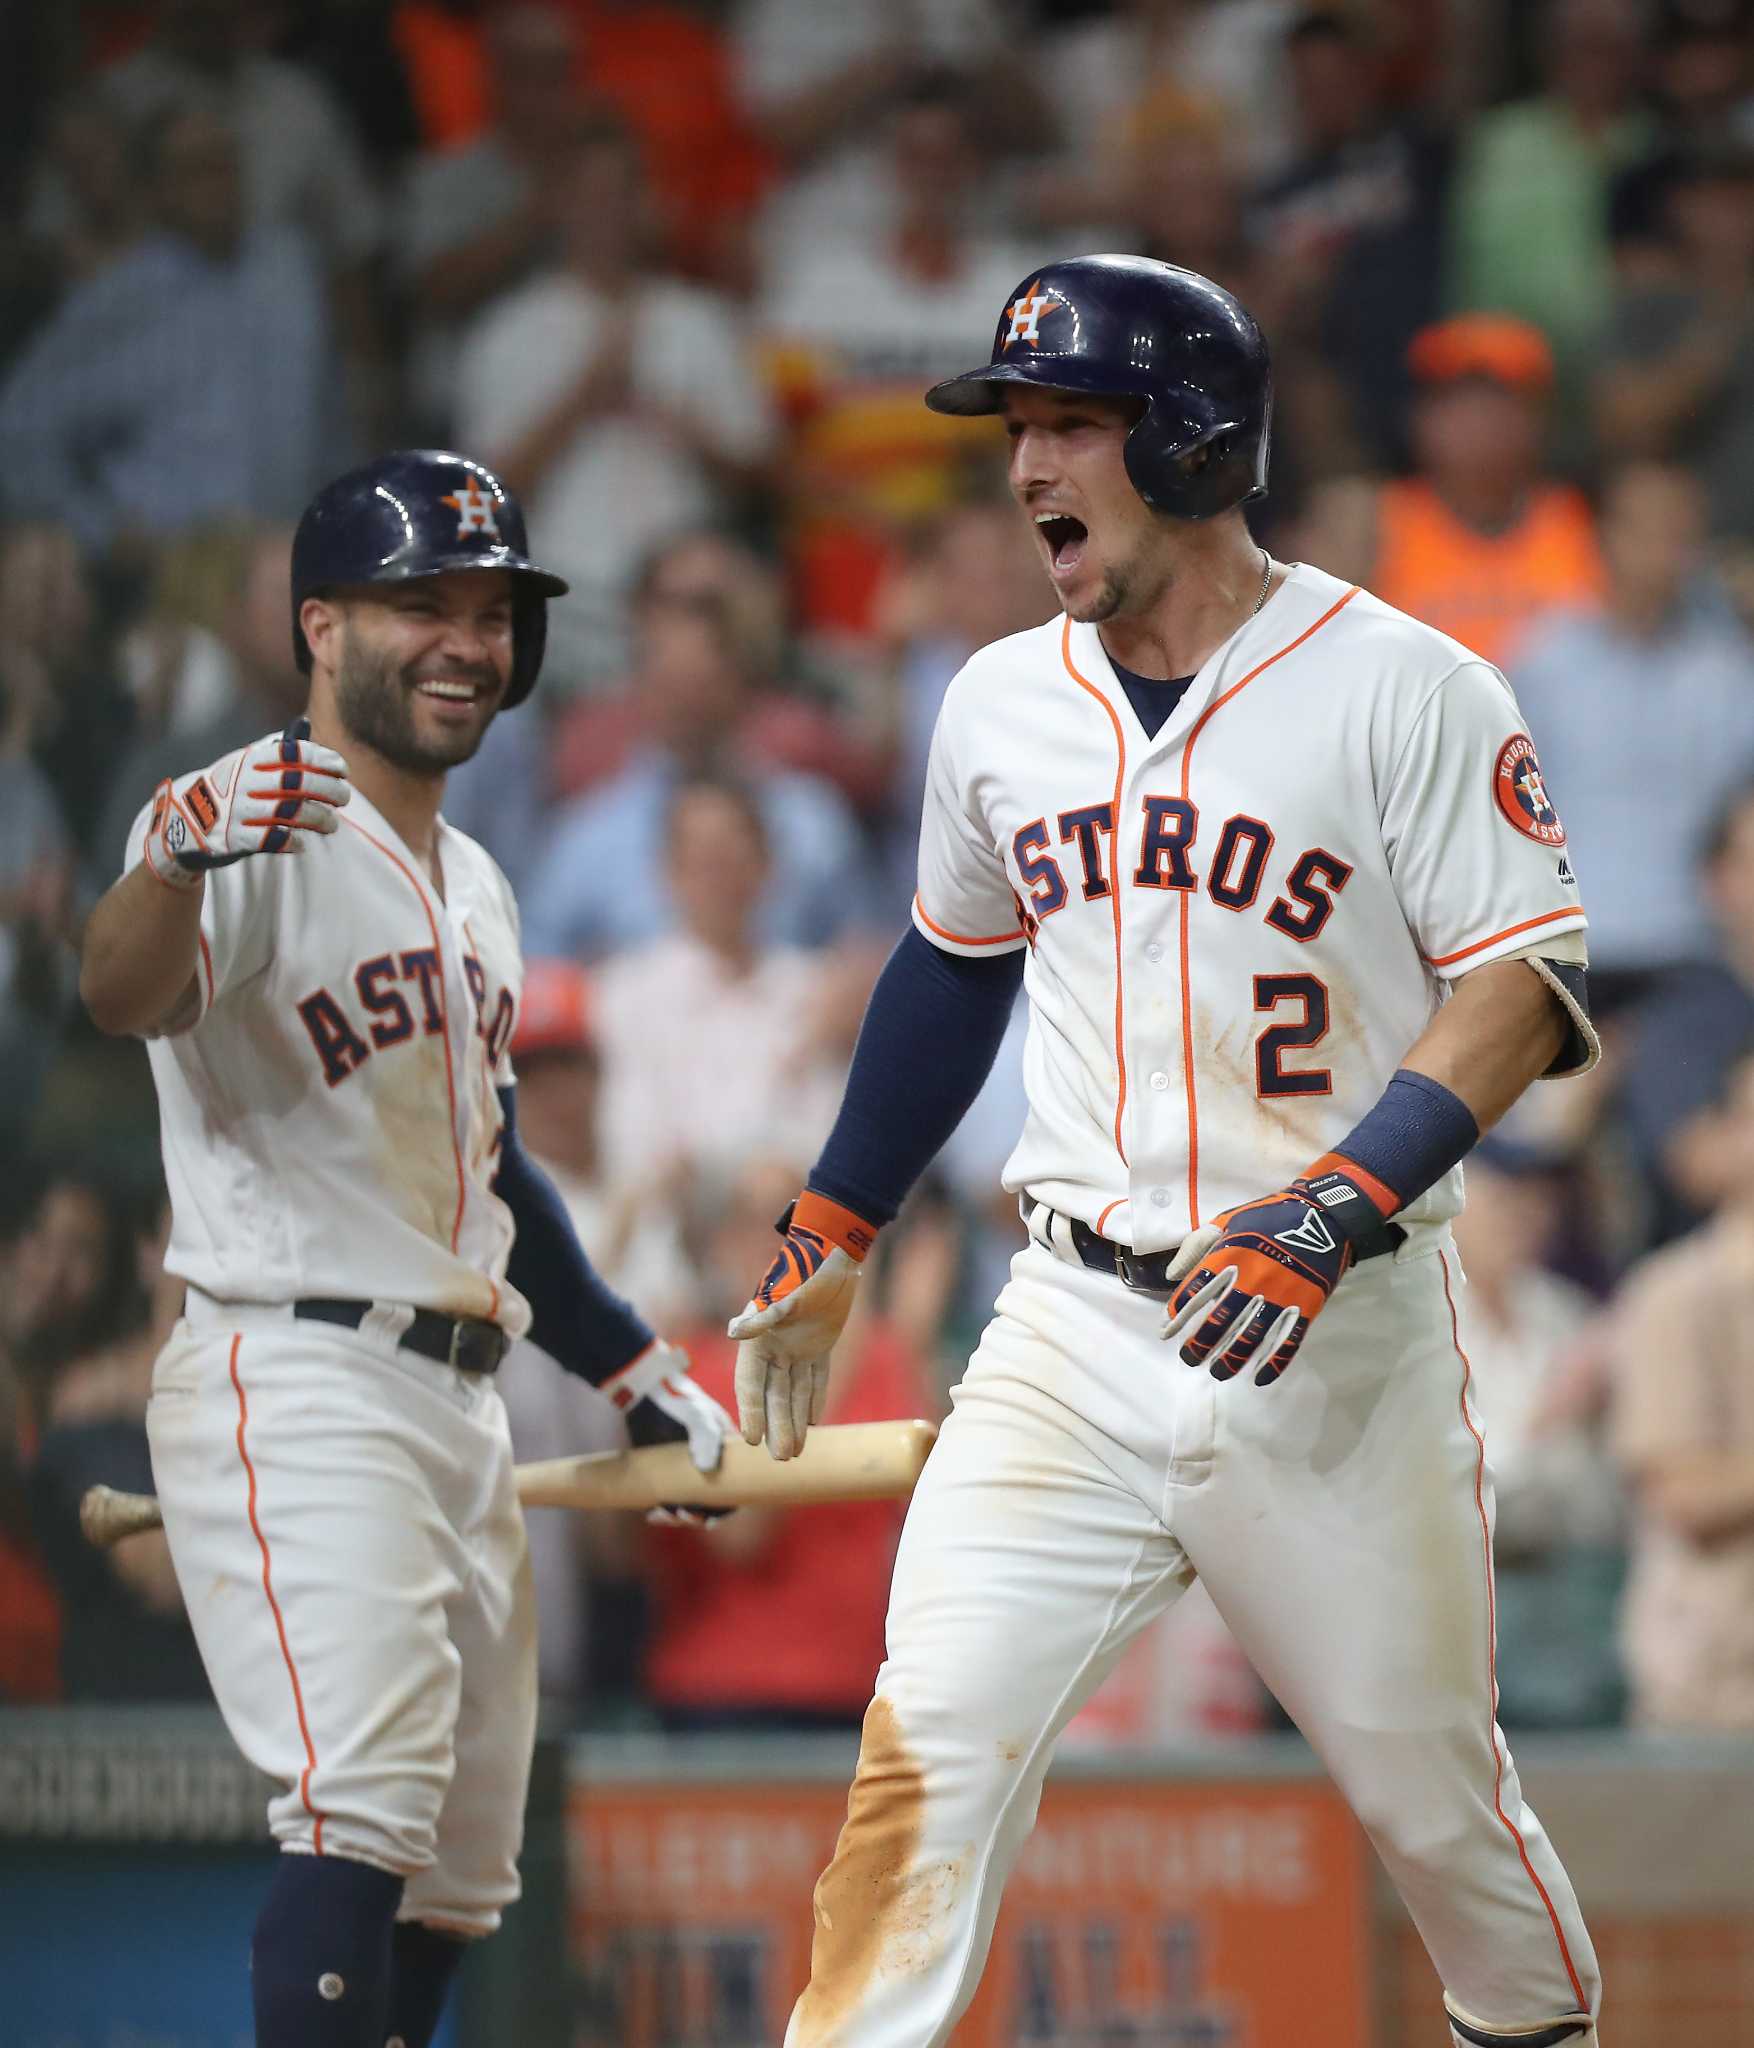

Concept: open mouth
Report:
left=1035, top=513, right=1088, bottom=574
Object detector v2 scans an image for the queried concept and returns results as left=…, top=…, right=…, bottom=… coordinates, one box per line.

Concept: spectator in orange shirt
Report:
left=1297, top=314, right=1606, bottom=669
left=641, top=1159, right=940, bottom=1734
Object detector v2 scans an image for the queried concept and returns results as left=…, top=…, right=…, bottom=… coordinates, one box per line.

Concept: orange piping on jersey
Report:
left=1175, top=586, right=1361, bottom=1226
left=459, top=915, right=502, bottom=1325
left=1425, top=907, right=1581, bottom=970
left=1059, top=618, right=1130, bottom=1168
left=1095, top=1198, right=1124, bottom=1236
left=912, top=893, right=1025, bottom=948
left=1440, top=1251, right=1590, bottom=2010
left=341, top=816, right=469, bottom=1254
left=229, top=1333, right=327, bottom=1853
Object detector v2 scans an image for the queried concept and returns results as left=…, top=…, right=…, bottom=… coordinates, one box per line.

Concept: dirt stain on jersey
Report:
left=791, top=1695, right=967, bottom=2040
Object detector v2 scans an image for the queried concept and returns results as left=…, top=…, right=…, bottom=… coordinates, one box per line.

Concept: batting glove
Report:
left=726, top=1192, right=876, bottom=1461
left=1162, top=1156, right=1398, bottom=1385
left=600, top=1339, right=735, bottom=1526
left=143, top=718, right=350, bottom=891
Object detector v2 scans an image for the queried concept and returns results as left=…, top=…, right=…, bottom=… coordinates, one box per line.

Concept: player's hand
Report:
left=726, top=1192, right=875, bottom=1461
left=1161, top=1178, right=1357, bottom=1386
left=143, top=718, right=350, bottom=890
left=600, top=1339, right=735, bottom=1526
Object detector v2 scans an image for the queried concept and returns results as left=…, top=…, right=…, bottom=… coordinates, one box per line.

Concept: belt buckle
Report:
left=450, top=1317, right=507, bottom=1374
left=1113, top=1246, right=1143, bottom=1291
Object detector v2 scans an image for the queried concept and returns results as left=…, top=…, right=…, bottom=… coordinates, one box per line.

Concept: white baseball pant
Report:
left=785, top=1234, right=1600, bottom=2046
left=146, top=1295, right=537, bottom=1936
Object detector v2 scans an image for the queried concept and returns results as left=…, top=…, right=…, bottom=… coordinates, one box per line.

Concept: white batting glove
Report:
left=143, top=718, right=350, bottom=890
left=600, top=1339, right=734, bottom=1526
left=726, top=1193, right=875, bottom=1461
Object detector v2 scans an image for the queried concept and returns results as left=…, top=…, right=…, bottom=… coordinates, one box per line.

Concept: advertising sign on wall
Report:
left=569, top=1770, right=1371, bottom=2046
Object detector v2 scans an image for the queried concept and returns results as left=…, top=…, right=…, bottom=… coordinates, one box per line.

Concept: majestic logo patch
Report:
left=1004, top=280, right=1063, bottom=348
left=186, top=776, right=219, bottom=833
left=1493, top=733, right=1565, bottom=846
left=440, top=478, right=501, bottom=538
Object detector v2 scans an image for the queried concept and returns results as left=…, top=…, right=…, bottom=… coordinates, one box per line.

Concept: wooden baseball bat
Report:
left=79, top=1419, right=939, bottom=1549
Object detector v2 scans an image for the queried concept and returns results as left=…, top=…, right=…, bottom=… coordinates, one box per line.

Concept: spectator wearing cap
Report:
left=1447, top=0, right=1656, bottom=406
left=1619, top=777, right=1754, bottom=1241
left=1596, top=138, right=1754, bottom=544
left=1452, top=1138, right=1625, bottom=1727
left=490, top=957, right=688, bottom=1705
left=1608, top=1044, right=1754, bottom=1730
left=1298, top=314, right=1604, bottom=670
left=1513, top=463, right=1754, bottom=1009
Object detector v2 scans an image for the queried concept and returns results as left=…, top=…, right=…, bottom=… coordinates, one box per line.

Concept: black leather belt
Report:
left=293, top=1298, right=509, bottom=1374
left=1061, top=1211, right=1405, bottom=1298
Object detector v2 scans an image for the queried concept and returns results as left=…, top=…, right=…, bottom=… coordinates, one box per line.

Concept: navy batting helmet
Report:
left=290, top=450, right=570, bottom=708
left=924, top=255, right=1272, bottom=520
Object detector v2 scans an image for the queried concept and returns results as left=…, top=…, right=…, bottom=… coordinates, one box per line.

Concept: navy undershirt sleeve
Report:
left=494, top=1085, right=654, bottom=1380
left=808, top=925, right=1026, bottom=1226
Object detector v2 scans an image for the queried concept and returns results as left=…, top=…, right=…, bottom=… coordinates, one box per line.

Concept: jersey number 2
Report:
left=1255, top=974, right=1331, bottom=1097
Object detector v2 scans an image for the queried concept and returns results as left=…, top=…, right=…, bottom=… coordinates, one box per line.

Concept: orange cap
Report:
left=1407, top=314, right=1554, bottom=395
left=512, top=959, right=596, bottom=1061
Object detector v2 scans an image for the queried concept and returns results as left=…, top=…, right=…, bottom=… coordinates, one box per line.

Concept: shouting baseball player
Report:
left=730, top=258, right=1604, bottom=2048
left=79, top=452, right=731, bottom=2048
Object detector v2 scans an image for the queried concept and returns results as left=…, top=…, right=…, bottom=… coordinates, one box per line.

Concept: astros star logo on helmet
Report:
left=440, top=478, right=501, bottom=538
left=1004, top=281, right=1062, bottom=348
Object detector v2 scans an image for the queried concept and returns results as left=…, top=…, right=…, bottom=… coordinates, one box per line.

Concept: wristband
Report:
left=1304, top=1068, right=1479, bottom=1241
left=788, top=1190, right=880, bottom=1263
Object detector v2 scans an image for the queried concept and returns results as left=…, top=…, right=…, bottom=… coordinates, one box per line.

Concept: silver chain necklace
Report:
left=1251, top=548, right=1273, bottom=616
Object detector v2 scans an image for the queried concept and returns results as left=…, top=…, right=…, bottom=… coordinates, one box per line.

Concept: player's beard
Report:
left=333, top=638, right=500, bottom=777
left=1062, top=529, right=1174, bottom=625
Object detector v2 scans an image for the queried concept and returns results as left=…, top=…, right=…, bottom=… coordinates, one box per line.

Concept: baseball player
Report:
left=78, top=451, right=732, bottom=2048
left=729, top=258, right=1604, bottom=2048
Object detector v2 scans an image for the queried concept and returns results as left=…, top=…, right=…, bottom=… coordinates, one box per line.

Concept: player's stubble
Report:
left=331, top=631, right=501, bottom=779
left=1060, top=536, right=1176, bottom=628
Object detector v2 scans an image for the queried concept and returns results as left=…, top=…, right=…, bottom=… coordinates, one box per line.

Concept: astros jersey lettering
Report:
left=913, top=561, right=1586, bottom=1247
left=129, top=756, right=527, bottom=1331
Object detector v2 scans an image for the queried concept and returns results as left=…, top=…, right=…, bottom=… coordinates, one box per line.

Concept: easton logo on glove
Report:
left=1166, top=1155, right=1398, bottom=1386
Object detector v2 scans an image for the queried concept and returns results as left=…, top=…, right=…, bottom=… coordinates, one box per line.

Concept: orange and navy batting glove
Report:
left=1162, top=1155, right=1400, bottom=1385
left=726, top=1191, right=877, bottom=1460
left=142, top=718, right=350, bottom=889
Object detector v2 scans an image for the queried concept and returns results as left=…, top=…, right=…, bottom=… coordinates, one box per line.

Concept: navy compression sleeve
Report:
left=808, top=925, right=1025, bottom=1226
left=494, top=1086, right=654, bottom=1379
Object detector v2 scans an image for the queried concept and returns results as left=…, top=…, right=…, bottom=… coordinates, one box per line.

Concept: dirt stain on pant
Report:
left=792, top=1694, right=964, bottom=2043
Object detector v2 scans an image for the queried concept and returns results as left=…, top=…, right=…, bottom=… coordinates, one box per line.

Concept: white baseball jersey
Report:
left=914, top=562, right=1587, bottom=1251
left=128, top=761, right=528, bottom=1331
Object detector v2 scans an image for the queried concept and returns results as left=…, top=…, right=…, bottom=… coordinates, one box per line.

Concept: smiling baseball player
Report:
left=729, top=258, right=1604, bottom=2048
left=79, top=451, right=731, bottom=2048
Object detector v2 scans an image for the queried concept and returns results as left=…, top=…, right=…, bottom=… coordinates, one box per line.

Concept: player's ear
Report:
left=298, top=593, right=345, bottom=671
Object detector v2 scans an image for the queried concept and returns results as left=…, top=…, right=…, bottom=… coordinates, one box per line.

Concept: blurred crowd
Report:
left=5, top=0, right=1754, bottom=1744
